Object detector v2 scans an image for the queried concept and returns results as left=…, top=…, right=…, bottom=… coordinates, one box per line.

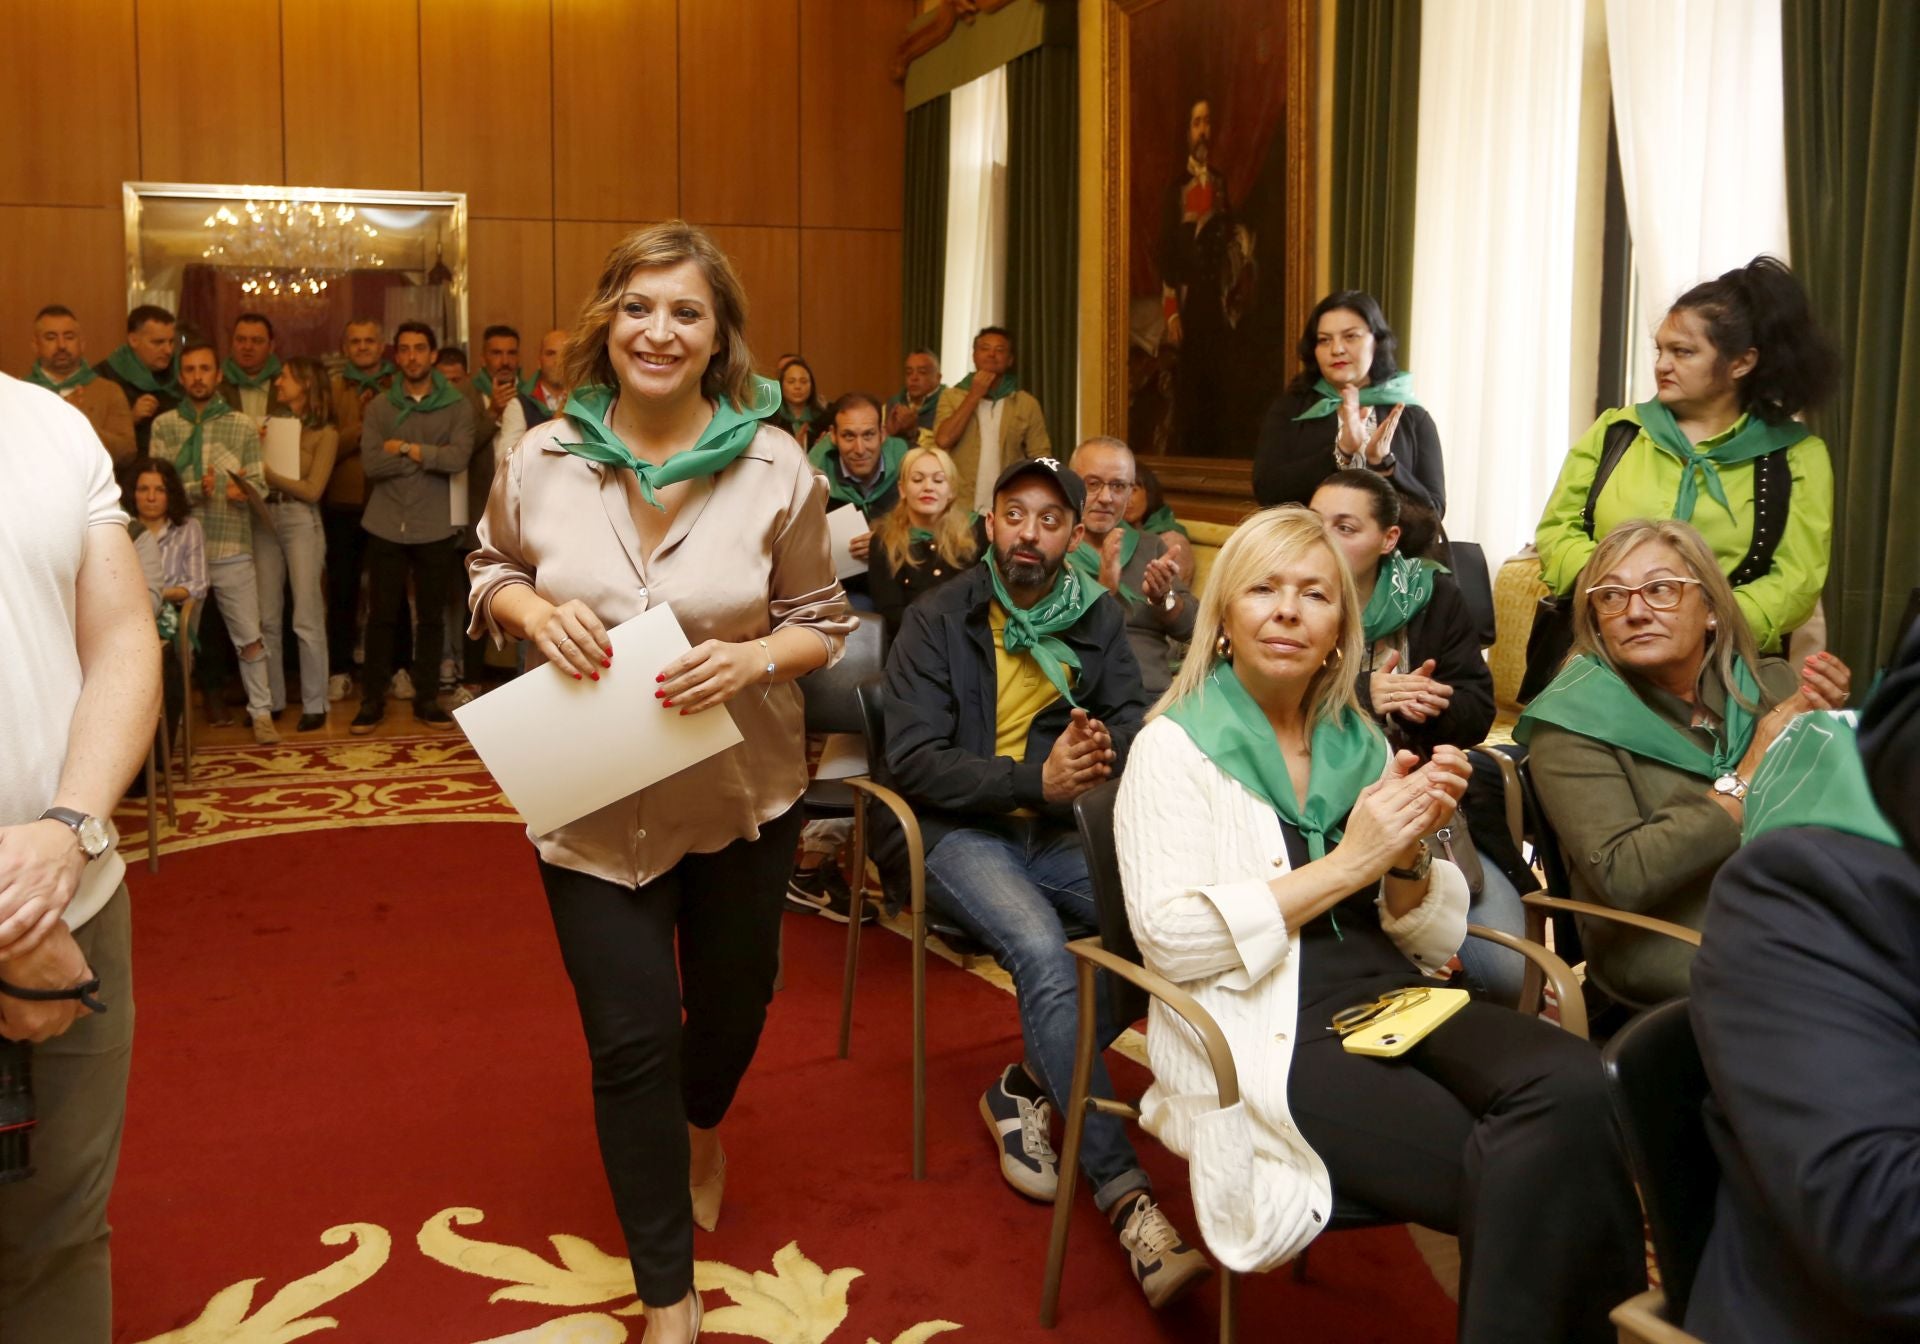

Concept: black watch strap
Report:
left=0, top=973, right=107, bottom=1014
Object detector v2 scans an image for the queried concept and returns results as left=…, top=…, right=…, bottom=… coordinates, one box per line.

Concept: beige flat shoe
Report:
left=690, top=1149, right=726, bottom=1233
left=640, top=1291, right=701, bottom=1344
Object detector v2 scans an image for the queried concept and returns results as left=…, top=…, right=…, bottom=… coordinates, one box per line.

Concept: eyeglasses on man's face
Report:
left=1585, top=576, right=1703, bottom=617
left=1079, top=477, right=1135, bottom=499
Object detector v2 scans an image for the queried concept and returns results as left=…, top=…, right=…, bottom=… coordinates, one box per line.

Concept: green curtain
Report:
left=1329, top=0, right=1422, bottom=357
left=1007, top=41, right=1079, bottom=448
left=903, top=95, right=951, bottom=360
left=1783, top=0, right=1920, bottom=674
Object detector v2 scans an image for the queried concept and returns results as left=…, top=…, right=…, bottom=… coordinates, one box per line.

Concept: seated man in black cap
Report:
left=879, top=455, right=1211, bottom=1309
left=1686, top=619, right=1920, bottom=1342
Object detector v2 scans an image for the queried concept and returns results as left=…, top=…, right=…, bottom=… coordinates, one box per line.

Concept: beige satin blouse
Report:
left=467, top=414, right=855, bottom=888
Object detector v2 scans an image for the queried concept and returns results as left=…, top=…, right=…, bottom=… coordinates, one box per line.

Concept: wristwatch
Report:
left=1387, top=845, right=1433, bottom=881
left=38, top=807, right=112, bottom=861
left=1711, top=773, right=1750, bottom=803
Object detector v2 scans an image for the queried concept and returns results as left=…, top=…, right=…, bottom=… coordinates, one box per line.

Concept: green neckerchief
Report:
left=893, top=383, right=945, bottom=411
left=1515, top=653, right=1764, bottom=779
left=1293, top=370, right=1418, bottom=421
left=1165, top=663, right=1387, bottom=863
left=909, top=526, right=936, bottom=544
left=1742, top=710, right=1901, bottom=848
left=28, top=362, right=97, bottom=393
left=342, top=360, right=397, bottom=392
left=808, top=434, right=907, bottom=512
left=781, top=401, right=819, bottom=426
left=1361, top=551, right=1443, bottom=644
left=106, top=344, right=180, bottom=397
left=221, top=355, right=282, bottom=391
left=1066, top=525, right=1142, bottom=606
left=170, top=397, right=236, bottom=485
left=557, top=376, right=780, bottom=510
left=1141, top=503, right=1190, bottom=538
left=1632, top=399, right=1810, bottom=522
left=957, top=370, right=1019, bottom=402
left=386, top=370, right=464, bottom=425
left=987, top=560, right=1105, bottom=707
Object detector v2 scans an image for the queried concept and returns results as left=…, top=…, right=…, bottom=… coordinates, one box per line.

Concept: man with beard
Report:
left=878, top=457, right=1212, bottom=1310
left=1158, top=97, right=1238, bottom=456
left=26, top=306, right=134, bottom=466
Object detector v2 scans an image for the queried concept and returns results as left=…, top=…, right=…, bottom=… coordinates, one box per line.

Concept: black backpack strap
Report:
left=1728, top=448, right=1794, bottom=586
left=1583, top=418, right=1641, bottom=538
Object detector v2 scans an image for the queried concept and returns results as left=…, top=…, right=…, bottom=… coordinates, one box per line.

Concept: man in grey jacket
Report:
left=1068, top=436, right=1196, bottom=695
left=351, top=321, right=475, bottom=733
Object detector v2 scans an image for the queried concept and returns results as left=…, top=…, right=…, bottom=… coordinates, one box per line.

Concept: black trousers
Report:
left=1287, top=997, right=1646, bottom=1344
left=537, top=804, right=804, bottom=1307
left=324, top=509, right=412, bottom=680
left=360, top=534, right=455, bottom=709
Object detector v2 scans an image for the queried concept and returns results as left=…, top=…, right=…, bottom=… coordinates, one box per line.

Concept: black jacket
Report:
left=1252, top=388, right=1447, bottom=518
left=1687, top=829, right=1920, bottom=1343
left=95, top=359, right=179, bottom=454
left=1355, top=572, right=1494, bottom=754
left=867, top=534, right=976, bottom=641
left=880, top=564, right=1148, bottom=857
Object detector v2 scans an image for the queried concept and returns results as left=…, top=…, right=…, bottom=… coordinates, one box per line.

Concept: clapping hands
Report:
left=1042, top=708, right=1115, bottom=803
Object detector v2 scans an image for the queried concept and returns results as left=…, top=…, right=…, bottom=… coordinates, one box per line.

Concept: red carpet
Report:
left=114, top=822, right=1455, bottom=1342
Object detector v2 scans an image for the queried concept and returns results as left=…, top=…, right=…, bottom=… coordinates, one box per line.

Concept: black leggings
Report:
left=537, top=804, right=804, bottom=1307
left=1287, top=997, right=1646, bottom=1344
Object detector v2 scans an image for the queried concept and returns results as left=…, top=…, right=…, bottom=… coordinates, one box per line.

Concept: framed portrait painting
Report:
left=1079, top=0, right=1317, bottom=520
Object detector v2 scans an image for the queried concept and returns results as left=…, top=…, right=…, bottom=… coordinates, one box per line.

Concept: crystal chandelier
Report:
left=200, top=198, right=384, bottom=298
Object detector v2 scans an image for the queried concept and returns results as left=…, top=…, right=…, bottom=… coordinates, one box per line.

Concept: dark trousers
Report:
left=326, top=509, right=413, bottom=682
left=360, top=534, right=455, bottom=710
left=1287, top=998, right=1646, bottom=1344
left=537, top=804, right=804, bottom=1307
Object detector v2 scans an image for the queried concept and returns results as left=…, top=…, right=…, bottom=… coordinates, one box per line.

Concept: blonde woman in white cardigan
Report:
left=1114, top=506, right=1643, bottom=1343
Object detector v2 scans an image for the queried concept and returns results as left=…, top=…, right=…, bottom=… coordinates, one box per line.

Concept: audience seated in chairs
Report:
left=808, top=391, right=906, bottom=612
left=1114, top=505, right=1645, bottom=1342
left=1516, top=518, right=1851, bottom=1005
left=1310, top=468, right=1527, bottom=1004
left=771, top=356, right=827, bottom=451
left=1123, top=464, right=1195, bottom=584
left=1683, top=622, right=1920, bottom=1342
left=876, top=455, right=1211, bottom=1310
left=126, top=456, right=204, bottom=758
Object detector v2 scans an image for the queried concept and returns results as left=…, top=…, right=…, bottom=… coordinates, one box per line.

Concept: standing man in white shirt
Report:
left=932, top=326, right=1052, bottom=512
left=0, top=372, right=160, bottom=1341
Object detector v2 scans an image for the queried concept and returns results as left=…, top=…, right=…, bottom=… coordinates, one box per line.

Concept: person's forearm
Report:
left=56, top=622, right=161, bottom=822
left=762, top=626, right=831, bottom=684
left=1268, top=851, right=1375, bottom=932
left=931, top=408, right=970, bottom=452
left=486, top=582, right=550, bottom=642
left=1381, top=844, right=1433, bottom=919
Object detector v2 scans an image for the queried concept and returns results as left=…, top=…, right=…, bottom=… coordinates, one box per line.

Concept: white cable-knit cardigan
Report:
left=1114, top=715, right=1470, bottom=1273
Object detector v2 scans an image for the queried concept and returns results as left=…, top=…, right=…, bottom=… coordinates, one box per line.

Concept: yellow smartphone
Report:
left=1340, top=987, right=1471, bottom=1058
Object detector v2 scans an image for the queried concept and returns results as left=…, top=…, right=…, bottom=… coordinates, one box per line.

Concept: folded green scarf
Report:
left=1293, top=371, right=1418, bottom=421
left=556, top=376, right=780, bottom=510
left=809, top=434, right=907, bottom=513
left=28, top=362, right=97, bottom=393
left=1066, top=525, right=1142, bottom=606
left=170, top=397, right=237, bottom=485
left=987, top=559, right=1105, bottom=707
left=1141, top=503, right=1190, bottom=538
left=221, top=355, right=282, bottom=391
left=1742, top=710, right=1900, bottom=848
left=1631, top=400, right=1809, bottom=522
left=105, top=344, right=180, bottom=397
left=1515, top=653, right=1764, bottom=780
left=1361, top=551, right=1443, bottom=644
left=386, top=370, right=465, bottom=426
left=341, top=360, right=397, bottom=392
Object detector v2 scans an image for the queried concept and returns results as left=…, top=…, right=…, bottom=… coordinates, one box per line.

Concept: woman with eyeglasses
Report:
left=1114, top=506, right=1644, bottom=1342
left=1518, top=518, right=1851, bottom=1006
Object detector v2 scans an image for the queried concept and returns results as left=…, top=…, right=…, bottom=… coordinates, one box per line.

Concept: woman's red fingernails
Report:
left=678, top=708, right=688, bottom=716
left=573, top=672, right=582, bottom=680
left=663, top=698, right=674, bottom=707
left=605, top=648, right=614, bottom=659
left=654, top=689, right=664, bottom=699
left=655, top=673, right=665, bottom=683
left=590, top=673, right=600, bottom=682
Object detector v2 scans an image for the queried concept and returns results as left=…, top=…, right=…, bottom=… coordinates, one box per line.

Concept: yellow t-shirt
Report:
left=990, top=601, right=1067, bottom=762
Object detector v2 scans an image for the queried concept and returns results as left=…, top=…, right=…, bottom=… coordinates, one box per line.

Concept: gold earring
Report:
left=1214, top=633, right=1232, bottom=659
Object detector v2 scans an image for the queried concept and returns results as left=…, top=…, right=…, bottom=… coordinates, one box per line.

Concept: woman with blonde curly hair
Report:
left=866, top=443, right=978, bottom=638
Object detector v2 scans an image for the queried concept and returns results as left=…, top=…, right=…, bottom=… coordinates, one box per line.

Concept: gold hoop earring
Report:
left=1214, top=633, right=1232, bottom=660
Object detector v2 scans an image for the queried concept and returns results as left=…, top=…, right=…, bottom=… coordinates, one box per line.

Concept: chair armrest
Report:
left=1465, top=923, right=1588, bottom=1040
left=1474, top=744, right=1527, bottom=854
left=844, top=778, right=924, bottom=915
left=1522, top=893, right=1703, bottom=948
left=1609, top=1288, right=1702, bottom=1344
left=1064, top=936, right=1240, bottom=1110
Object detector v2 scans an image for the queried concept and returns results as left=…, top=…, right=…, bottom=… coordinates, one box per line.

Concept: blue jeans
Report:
left=1457, top=845, right=1527, bottom=1008
left=925, top=820, right=1150, bottom=1212
left=253, top=500, right=330, bottom=714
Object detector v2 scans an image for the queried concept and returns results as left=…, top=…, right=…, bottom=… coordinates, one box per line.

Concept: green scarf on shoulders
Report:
left=1631, top=399, right=1809, bottom=522
left=170, top=397, right=237, bottom=485
left=958, top=370, right=1019, bottom=402
left=1742, top=710, right=1901, bottom=848
left=1514, top=653, right=1764, bottom=779
left=221, top=355, right=282, bottom=391
left=342, top=360, right=397, bottom=392
left=28, top=363, right=98, bottom=393
left=556, top=376, right=780, bottom=510
left=988, top=560, right=1106, bottom=707
left=1165, top=662, right=1387, bottom=861
left=1361, top=551, right=1444, bottom=644
left=105, top=344, right=180, bottom=397
left=808, top=433, right=907, bottom=512
left=1293, top=370, right=1418, bottom=421
left=1141, top=503, right=1190, bottom=538
left=1066, top=525, right=1142, bottom=606
left=386, top=370, right=464, bottom=426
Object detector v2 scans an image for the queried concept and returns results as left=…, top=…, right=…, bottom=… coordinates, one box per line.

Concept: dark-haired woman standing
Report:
left=1253, top=290, right=1447, bottom=529
left=1535, top=255, right=1838, bottom=654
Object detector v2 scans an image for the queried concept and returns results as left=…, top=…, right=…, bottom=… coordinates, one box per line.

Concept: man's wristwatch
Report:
left=1387, top=845, right=1433, bottom=881
left=38, top=808, right=112, bottom=861
left=1711, top=773, right=1750, bottom=803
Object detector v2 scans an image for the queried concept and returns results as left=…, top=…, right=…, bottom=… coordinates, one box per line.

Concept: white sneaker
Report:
left=327, top=673, right=351, bottom=703
left=389, top=669, right=415, bottom=701
left=446, top=685, right=477, bottom=708
left=251, top=712, right=282, bottom=746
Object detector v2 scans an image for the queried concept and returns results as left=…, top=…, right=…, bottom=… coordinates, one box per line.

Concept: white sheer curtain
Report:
left=940, top=67, right=1009, bottom=381
left=1409, top=0, right=1587, bottom=562
left=1608, top=0, right=1792, bottom=402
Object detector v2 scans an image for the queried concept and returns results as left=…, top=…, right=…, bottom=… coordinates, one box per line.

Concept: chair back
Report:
left=1445, top=539, right=1499, bottom=649
left=1601, top=999, right=1717, bottom=1319
left=1071, top=780, right=1151, bottom=1027
left=856, top=678, right=894, bottom=787
left=1517, top=756, right=1583, bottom=965
left=798, top=616, right=884, bottom=736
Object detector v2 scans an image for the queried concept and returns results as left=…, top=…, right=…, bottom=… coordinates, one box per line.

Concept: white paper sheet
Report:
left=452, top=605, right=744, bottom=836
left=825, top=504, right=868, bottom=579
left=264, top=416, right=302, bottom=480
left=448, top=468, right=470, bottom=527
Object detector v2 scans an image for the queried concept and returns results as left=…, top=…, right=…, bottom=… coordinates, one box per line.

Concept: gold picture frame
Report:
left=1077, top=0, right=1319, bottom=522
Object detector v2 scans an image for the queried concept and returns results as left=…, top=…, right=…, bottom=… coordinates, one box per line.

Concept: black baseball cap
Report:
left=991, top=456, right=1086, bottom=517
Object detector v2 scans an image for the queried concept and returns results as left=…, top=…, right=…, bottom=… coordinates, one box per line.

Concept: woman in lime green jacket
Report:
left=1535, top=256, right=1838, bottom=653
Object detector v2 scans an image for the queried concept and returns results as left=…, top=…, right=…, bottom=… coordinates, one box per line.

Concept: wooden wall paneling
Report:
left=678, top=0, right=799, bottom=227
left=797, top=0, right=907, bottom=231
left=466, top=218, right=556, bottom=350
left=419, top=0, right=553, bottom=219
left=282, top=0, right=423, bottom=190
left=553, top=221, right=652, bottom=328
left=0, top=207, right=135, bottom=379
left=136, top=0, right=285, bottom=185
left=0, top=0, right=140, bottom=207
left=552, top=0, right=679, bottom=223
left=798, top=228, right=902, bottom=400
left=703, top=226, right=800, bottom=374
